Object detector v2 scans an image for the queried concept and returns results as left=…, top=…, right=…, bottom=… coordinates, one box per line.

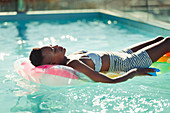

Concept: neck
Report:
left=61, top=56, right=70, bottom=65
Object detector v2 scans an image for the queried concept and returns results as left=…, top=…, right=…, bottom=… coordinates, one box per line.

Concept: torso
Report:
left=67, top=51, right=110, bottom=72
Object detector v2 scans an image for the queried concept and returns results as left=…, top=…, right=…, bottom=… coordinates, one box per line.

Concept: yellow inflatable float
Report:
left=102, top=71, right=125, bottom=78
left=165, top=52, right=170, bottom=57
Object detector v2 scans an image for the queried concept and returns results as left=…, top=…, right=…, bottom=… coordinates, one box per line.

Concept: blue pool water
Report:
left=0, top=13, right=170, bottom=112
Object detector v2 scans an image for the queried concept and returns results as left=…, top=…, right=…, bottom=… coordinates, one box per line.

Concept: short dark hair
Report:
left=29, top=48, right=43, bottom=67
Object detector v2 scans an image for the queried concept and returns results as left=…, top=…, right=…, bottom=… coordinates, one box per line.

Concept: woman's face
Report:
left=41, top=45, right=66, bottom=65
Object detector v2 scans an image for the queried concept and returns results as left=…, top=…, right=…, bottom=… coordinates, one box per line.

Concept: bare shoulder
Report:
left=67, top=59, right=79, bottom=66
left=66, top=59, right=113, bottom=83
left=67, top=59, right=86, bottom=70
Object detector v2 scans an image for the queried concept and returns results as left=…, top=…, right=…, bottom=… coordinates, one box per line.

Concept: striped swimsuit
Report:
left=86, top=49, right=153, bottom=72
left=107, top=49, right=153, bottom=72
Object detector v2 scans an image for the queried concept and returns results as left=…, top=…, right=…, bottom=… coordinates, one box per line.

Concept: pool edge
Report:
left=0, top=9, right=169, bottom=36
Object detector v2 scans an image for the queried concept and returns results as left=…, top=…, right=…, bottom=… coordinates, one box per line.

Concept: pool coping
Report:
left=0, top=9, right=169, bottom=35
left=29, top=9, right=170, bottom=30
left=101, top=9, right=170, bottom=30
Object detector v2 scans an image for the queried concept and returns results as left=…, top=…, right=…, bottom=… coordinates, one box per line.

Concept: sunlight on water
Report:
left=0, top=53, right=10, bottom=61
left=9, top=82, right=170, bottom=112
left=0, top=17, right=169, bottom=112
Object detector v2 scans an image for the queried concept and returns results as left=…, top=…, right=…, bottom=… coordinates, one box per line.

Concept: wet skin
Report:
left=41, top=45, right=66, bottom=65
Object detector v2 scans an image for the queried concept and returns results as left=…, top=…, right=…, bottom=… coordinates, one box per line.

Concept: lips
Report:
left=59, top=46, right=63, bottom=51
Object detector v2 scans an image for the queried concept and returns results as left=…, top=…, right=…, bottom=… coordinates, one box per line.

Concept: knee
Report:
left=165, top=37, right=170, bottom=41
left=165, top=37, right=170, bottom=45
left=155, top=36, right=164, bottom=41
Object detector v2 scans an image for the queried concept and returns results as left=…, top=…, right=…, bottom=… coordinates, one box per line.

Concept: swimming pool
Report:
left=0, top=10, right=170, bottom=112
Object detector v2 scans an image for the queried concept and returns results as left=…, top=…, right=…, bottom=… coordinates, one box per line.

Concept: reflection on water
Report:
left=15, top=21, right=30, bottom=57
left=16, top=21, right=27, bottom=40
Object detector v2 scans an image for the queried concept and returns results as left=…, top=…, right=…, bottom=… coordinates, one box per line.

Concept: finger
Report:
left=143, top=68, right=156, bottom=73
left=136, top=72, right=153, bottom=76
left=145, top=73, right=154, bottom=76
left=149, top=68, right=160, bottom=72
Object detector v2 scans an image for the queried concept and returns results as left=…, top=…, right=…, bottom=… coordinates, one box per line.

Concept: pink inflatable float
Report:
left=14, top=58, right=92, bottom=86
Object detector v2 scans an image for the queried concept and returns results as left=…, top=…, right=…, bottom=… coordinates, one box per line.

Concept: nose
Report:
left=53, top=45, right=59, bottom=48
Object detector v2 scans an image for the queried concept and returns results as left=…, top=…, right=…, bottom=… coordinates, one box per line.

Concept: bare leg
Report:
left=143, top=37, right=170, bottom=62
left=128, top=36, right=164, bottom=52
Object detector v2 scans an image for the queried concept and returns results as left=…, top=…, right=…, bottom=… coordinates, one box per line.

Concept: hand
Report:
left=131, top=68, right=156, bottom=76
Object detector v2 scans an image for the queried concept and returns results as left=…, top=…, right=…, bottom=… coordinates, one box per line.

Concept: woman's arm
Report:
left=112, top=68, right=154, bottom=83
left=68, top=60, right=155, bottom=83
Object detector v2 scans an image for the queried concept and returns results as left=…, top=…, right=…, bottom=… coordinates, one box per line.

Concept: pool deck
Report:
left=0, top=9, right=169, bottom=36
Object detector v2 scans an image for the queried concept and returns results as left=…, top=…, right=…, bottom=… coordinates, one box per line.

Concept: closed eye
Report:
left=52, top=48, right=54, bottom=53
left=49, top=47, right=55, bottom=53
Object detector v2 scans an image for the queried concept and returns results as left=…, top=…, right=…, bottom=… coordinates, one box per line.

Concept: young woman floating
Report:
left=29, top=36, right=170, bottom=83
